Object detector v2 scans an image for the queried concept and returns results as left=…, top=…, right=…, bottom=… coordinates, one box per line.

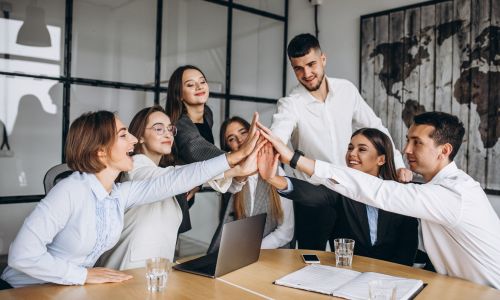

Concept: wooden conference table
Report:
left=1, top=249, right=499, bottom=299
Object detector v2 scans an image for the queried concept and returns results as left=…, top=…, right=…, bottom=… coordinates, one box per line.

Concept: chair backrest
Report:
left=43, top=163, right=73, bottom=194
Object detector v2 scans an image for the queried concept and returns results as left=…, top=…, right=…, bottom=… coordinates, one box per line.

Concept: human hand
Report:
left=85, top=267, right=133, bottom=284
left=186, top=186, right=200, bottom=201
left=235, top=137, right=267, bottom=177
left=397, top=168, right=413, bottom=183
left=256, top=121, right=293, bottom=164
left=237, top=112, right=260, bottom=157
left=257, top=143, right=280, bottom=181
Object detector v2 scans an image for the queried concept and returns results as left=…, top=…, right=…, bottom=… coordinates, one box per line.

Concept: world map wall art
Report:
left=360, top=0, right=499, bottom=192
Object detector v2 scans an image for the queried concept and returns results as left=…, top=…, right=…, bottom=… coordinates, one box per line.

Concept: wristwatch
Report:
left=290, top=149, right=304, bottom=169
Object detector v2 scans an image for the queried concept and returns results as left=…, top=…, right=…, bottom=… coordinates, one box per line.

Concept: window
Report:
left=0, top=0, right=288, bottom=203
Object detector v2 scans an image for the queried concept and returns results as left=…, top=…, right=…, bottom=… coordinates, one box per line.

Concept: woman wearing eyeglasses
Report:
left=96, top=106, right=261, bottom=270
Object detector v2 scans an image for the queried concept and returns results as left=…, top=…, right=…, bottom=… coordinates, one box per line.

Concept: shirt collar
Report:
left=428, top=161, right=458, bottom=184
left=87, top=173, right=119, bottom=201
left=296, top=76, right=332, bottom=104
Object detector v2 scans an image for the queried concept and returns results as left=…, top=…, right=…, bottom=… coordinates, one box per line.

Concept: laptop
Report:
left=173, top=213, right=266, bottom=278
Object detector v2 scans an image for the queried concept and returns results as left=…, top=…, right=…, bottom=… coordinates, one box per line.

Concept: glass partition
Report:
left=231, top=9, right=284, bottom=99
left=72, top=0, right=157, bottom=84
left=0, top=76, right=62, bottom=196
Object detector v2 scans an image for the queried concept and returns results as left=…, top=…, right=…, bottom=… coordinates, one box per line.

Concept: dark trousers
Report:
left=0, top=278, right=12, bottom=290
left=294, top=202, right=337, bottom=250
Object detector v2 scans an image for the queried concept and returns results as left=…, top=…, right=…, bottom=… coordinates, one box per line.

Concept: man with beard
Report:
left=270, top=33, right=412, bottom=250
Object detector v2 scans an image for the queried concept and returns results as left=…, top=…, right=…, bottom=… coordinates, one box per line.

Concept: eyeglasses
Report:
left=147, top=124, right=177, bottom=136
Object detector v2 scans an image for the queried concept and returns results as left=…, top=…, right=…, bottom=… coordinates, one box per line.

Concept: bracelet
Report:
left=290, top=150, right=304, bottom=169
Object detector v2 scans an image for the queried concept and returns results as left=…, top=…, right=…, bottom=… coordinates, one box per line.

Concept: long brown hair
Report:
left=220, top=116, right=284, bottom=223
left=165, top=65, right=208, bottom=124
left=351, top=128, right=398, bottom=181
left=128, top=105, right=175, bottom=167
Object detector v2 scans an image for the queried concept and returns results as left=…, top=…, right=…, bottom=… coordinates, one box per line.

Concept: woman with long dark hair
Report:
left=165, top=65, right=254, bottom=232
left=259, top=128, right=418, bottom=265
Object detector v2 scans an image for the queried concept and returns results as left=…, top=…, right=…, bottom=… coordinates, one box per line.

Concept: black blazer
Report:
left=282, top=177, right=418, bottom=266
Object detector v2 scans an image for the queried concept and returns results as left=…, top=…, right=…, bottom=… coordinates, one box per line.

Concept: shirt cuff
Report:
left=313, top=160, right=335, bottom=179
left=277, top=177, right=294, bottom=194
left=213, top=154, right=231, bottom=173
left=63, top=265, right=87, bottom=285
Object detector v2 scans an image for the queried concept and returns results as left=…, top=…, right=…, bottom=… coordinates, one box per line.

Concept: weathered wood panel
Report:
left=402, top=7, right=421, bottom=151
left=435, top=1, right=454, bottom=114
left=373, top=15, right=389, bottom=124
left=360, top=0, right=499, bottom=191
left=468, top=0, right=489, bottom=186
left=451, top=0, right=471, bottom=171
left=486, top=0, right=500, bottom=190
left=418, top=5, right=436, bottom=112
left=387, top=11, right=405, bottom=150
left=361, top=17, right=375, bottom=108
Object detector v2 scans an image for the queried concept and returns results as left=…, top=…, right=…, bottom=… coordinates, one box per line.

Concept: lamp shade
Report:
left=16, top=3, right=51, bottom=47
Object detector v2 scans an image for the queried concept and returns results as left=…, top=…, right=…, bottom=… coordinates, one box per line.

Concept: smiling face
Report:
left=181, top=68, right=209, bottom=106
left=224, top=121, right=249, bottom=152
left=290, top=49, right=326, bottom=92
left=404, top=124, right=447, bottom=181
left=106, top=117, right=138, bottom=173
left=140, top=111, right=175, bottom=160
left=345, top=133, right=386, bottom=176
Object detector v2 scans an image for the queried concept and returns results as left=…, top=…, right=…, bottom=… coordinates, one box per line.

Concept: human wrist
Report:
left=266, top=175, right=288, bottom=190
left=289, top=150, right=304, bottom=169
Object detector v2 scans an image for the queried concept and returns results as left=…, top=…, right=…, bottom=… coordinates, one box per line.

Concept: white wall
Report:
left=286, top=0, right=424, bottom=90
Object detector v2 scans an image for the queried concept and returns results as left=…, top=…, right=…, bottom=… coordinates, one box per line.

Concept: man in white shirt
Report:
left=270, top=33, right=412, bottom=250
left=259, top=111, right=500, bottom=288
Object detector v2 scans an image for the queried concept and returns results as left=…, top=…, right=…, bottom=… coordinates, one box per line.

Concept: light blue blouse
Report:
left=1, top=154, right=229, bottom=287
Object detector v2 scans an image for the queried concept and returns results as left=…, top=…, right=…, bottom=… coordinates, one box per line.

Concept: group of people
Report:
left=0, top=33, right=499, bottom=291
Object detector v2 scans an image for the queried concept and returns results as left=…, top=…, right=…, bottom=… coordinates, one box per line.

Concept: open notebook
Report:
left=274, top=264, right=424, bottom=300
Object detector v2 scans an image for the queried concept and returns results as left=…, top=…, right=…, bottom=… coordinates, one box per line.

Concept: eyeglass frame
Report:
left=146, top=123, right=177, bottom=136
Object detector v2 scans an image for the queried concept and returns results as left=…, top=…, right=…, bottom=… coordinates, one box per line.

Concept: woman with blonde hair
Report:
left=208, top=116, right=294, bottom=252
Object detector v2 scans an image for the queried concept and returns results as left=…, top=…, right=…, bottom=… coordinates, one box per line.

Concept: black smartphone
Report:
left=301, top=254, right=320, bottom=264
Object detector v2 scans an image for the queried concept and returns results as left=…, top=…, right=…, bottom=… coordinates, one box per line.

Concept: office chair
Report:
left=43, top=163, right=73, bottom=194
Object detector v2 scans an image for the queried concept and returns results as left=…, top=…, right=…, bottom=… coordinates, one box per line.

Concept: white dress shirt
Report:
left=245, top=169, right=294, bottom=249
left=312, top=160, right=500, bottom=289
left=271, top=77, right=405, bottom=182
left=1, top=154, right=229, bottom=287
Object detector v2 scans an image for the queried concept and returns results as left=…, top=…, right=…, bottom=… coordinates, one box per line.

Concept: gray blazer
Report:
left=174, top=105, right=224, bottom=163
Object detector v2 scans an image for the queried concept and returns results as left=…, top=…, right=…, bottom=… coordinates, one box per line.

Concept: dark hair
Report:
left=413, top=112, right=465, bottom=161
left=165, top=65, right=207, bottom=124
left=219, top=116, right=251, bottom=152
left=287, top=33, right=321, bottom=58
left=66, top=111, right=116, bottom=173
left=128, top=105, right=175, bottom=166
left=219, top=116, right=283, bottom=223
left=351, top=128, right=398, bottom=181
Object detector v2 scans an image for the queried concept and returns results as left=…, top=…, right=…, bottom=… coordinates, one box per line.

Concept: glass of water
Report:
left=145, top=257, right=172, bottom=292
left=334, top=238, right=355, bottom=267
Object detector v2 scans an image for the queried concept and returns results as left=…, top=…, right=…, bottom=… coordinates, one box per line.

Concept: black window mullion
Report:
left=224, top=0, right=233, bottom=119
left=62, top=0, right=73, bottom=162
left=282, top=0, right=288, bottom=97
left=153, top=0, right=163, bottom=105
